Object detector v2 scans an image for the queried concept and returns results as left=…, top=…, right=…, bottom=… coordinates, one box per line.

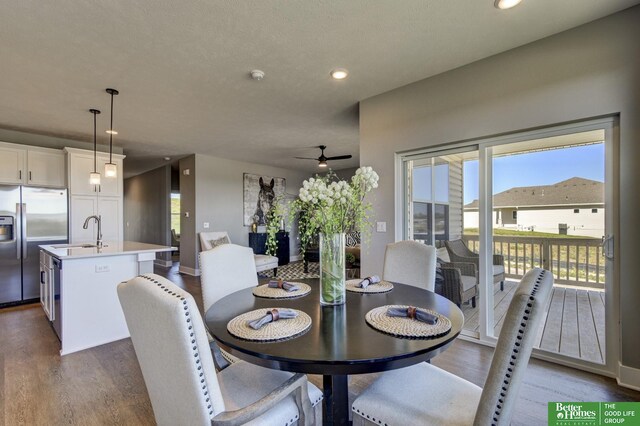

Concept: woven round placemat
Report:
left=252, top=282, right=311, bottom=299
left=346, top=279, right=394, bottom=294
left=365, top=305, right=451, bottom=338
left=227, top=308, right=312, bottom=342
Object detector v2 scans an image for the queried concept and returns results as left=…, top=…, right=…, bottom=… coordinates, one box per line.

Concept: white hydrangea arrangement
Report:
left=265, top=167, right=379, bottom=256
left=297, top=167, right=378, bottom=236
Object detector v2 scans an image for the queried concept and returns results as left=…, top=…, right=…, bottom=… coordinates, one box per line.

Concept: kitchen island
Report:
left=39, top=241, right=174, bottom=355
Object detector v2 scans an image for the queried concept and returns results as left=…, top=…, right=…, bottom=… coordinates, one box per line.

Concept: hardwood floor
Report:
left=1, top=263, right=637, bottom=425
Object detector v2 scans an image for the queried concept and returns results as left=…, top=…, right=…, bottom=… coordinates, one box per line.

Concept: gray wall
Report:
left=360, top=7, right=640, bottom=371
left=123, top=165, right=172, bottom=262
left=192, top=154, right=310, bottom=268
left=332, top=166, right=359, bottom=181
left=179, top=155, right=197, bottom=272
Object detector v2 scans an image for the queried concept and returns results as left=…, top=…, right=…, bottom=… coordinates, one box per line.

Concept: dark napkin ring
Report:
left=407, top=306, right=417, bottom=320
left=270, top=308, right=280, bottom=322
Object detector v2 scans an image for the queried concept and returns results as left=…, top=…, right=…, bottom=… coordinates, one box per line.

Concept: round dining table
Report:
left=204, top=279, right=464, bottom=425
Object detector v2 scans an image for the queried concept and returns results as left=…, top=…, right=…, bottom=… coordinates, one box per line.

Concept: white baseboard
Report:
left=618, top=363, right=640, bottom=391
left=154, top=259, right=172, bottom=267
left=179, top=265, right=201, bottom=276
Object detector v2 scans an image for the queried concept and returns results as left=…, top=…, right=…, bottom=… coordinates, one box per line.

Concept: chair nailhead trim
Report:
left=138, top=274, right=216, bottom=420
left=353, top=407, right=388, bottom=425
left=490, top=269, right=547, bottom=426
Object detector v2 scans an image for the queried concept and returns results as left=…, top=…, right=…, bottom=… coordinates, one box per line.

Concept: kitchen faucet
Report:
left=83, top=215, right=103, bottom=248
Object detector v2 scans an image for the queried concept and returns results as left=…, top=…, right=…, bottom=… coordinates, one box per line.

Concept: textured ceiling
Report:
left=1, top=0, right=638, bottom=177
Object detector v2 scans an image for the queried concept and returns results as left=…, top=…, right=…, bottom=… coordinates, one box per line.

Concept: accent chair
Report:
left=445, top=239, right=506, bottom=291
left=199, top=231, right=278, bottom=277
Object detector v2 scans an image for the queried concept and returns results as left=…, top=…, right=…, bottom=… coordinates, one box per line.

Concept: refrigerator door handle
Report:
left=21, top=203, right=27, bottom=259
left=15, top=202, right=21, bottom=260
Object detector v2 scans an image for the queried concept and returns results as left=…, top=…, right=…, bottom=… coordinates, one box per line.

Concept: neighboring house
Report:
left=464, top=177, right=604, bottom=238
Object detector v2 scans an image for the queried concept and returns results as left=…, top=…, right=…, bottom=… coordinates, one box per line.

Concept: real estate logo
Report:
left=549, top=402, right=640, bottom=426
left=551, top=403, right=597, bottom=424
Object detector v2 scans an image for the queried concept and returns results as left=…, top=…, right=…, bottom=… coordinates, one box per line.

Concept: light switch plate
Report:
left=95, top=265, right=110, bottom=273
left=376, top=221, right=387, bottom=232
left=203, top=222, right=210, bottom=229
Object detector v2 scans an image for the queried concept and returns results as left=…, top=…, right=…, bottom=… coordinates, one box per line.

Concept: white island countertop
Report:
left=39, top=241, right=175, bottom=260
left=38, top=241, right=176, bottom=356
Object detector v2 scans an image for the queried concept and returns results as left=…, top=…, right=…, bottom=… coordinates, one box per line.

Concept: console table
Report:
left=248, top=232, right=290, bottom=266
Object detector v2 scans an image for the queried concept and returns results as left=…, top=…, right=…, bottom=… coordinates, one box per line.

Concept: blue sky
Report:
left=463, top=143, right=604, bottom=204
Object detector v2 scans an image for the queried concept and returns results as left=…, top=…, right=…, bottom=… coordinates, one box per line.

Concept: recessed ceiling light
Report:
left=330, top=68, right=349, bottom=80
left=494, top=0, right=522, bottom=9
left=250, top=69, right=265, bottom=80
left=164, top=157, right=171, bottom=161
left=105, top=129, right=118, bottom=135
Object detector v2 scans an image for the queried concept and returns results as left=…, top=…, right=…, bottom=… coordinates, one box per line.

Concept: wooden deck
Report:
left=461, top=279, right=606, bottom=364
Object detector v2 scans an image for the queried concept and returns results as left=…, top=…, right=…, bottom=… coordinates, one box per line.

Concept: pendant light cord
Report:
left=109, top=91, right=114, bottom=164
left=93, top=110, right=97, bottom=173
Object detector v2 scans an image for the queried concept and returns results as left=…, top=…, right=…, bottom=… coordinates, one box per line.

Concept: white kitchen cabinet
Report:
left=70, top=196, right=98, bottom=243
left=66, top=148, right=123, bottom=197
left=0, top=145, right=26, bottom=184
left=70, top=196, right=122, bottom=243
left=40, top=252, right=53, bottom=321
left=27, top=150, right=66, bottom=187
left=65, top=147, right=125, bottom=244
left=68, top=154, right=98, bottom=195
left=0, top=142, right=66, bottom=187
left=98, top=197, right=122, bottom=241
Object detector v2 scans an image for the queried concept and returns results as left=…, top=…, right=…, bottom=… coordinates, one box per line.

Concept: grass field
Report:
left=463, top=228, right=592, bottom=239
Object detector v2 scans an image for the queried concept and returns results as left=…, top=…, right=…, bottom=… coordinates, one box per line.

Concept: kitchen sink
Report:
left=51, top=243, right=98, bottom=249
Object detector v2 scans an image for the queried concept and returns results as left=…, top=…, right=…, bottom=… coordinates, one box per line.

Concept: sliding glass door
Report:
left=399, top=117, right=618, bottom=375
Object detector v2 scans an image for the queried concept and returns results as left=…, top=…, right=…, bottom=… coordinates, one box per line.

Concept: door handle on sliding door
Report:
left=601, top=234, right=614, bottom=260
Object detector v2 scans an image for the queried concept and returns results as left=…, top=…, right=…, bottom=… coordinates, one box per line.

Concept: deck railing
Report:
left=462, top=235, right=605, bottom=289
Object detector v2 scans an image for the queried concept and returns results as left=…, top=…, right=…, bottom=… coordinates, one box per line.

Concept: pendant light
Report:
left=104, top=88, right=119, bottom=178
left=89, top=109, right=101, bottom=185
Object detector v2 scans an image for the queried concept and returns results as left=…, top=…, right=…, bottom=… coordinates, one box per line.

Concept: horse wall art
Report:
left=243, top=173, right=286, bottom=226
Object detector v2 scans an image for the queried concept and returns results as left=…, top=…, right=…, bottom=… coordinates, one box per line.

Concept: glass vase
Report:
left=319, top=233, right=346, bottom=305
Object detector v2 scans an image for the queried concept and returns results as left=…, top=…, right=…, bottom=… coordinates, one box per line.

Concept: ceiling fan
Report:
left=294, top=145, right=352, bottom=168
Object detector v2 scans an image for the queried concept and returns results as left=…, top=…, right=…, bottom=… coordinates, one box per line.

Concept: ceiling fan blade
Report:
left=294, top=157, right=318, bottom=160
left=326, top=155, right=352, bottom=160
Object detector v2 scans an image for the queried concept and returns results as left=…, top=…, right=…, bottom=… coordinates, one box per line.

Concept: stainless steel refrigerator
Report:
left=0, top=185, right=68, bottom=305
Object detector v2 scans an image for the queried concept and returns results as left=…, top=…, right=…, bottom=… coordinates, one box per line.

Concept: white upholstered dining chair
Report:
left=351, top=268, right=553, bottom=426
left=199, top=244, right=257, bottom=368
left=200, top=244, right=259, bottom=313
left=118, top=274, right=322, bottom=426
left=199, top=231, right=279, bottom=277
left=382, top=240, right=437, bottom=291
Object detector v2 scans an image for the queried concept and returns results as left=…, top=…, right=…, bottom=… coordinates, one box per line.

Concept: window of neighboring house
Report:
left=592, top=208, right=598, bottom=213
left=411, top=160, right=450, bottom=245
left=574, top=208, right=580, bottom=213
left=171, top=193, right=181, bottom=235
left=512, top=210, right=517, bottom=220
left=434, top=204, right=449, bottom=242
left=412, top=201, right=432, bottom=243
